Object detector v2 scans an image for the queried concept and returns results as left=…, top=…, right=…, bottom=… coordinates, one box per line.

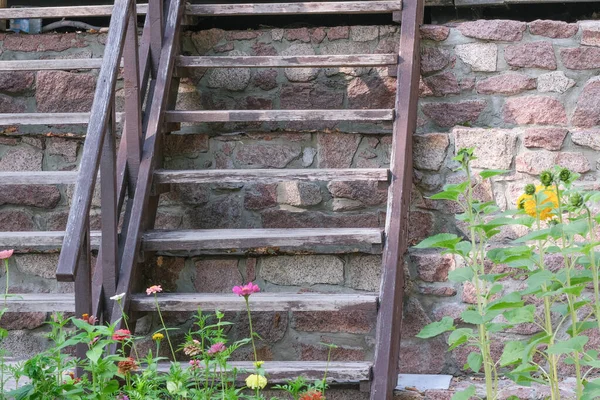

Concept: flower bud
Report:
left=570, top=193, right=583, bottom=208
left=559, top=168, right=571, bottom=183
left=540, top=171, right=553, bottom=187
left=524, top=184, right=536, bottom=195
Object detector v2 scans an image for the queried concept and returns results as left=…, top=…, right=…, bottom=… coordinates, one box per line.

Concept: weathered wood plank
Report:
left=0, top=171, right=78, bottom=185
left=142, top=228, right=383, bottom=255
left=0, top=4, right=148, bottom=19
left=0, top=113, right=124, bottom=125
left=0, top=231, right=101, bottom=252
left=187, top=1, right=401, bottom=15
left=131, top=292, right=378, bottom=312
left=155, top=361, right=372, bottom=383
left=56, top=0, right=133, bottom=282
left=111, top=0, right=185, bottom=327
left=371, top=0, right=424, bottom=398
left=165, top=109, right=394, bottom=123
left=0, top=59, right=103, bottom=71
left=177, top=54, right=397, bottom=68
left=74, top=222, right=91, bottom=371
left=0, top=294, right=75, bottom=312
left=154, top=168, right=389, bottom=184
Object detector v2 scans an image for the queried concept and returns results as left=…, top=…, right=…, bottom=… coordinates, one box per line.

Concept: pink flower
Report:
left=0, top=250, right=13, bottom=260
left=146, top=285, right=162, bottom=295
left=189, top=359, right=201, bottom=369
left=112, top=329, right=131, bottom=341
left=207, top=342, right=226, bottom=355
left=232, top=282, right=260, bottom=298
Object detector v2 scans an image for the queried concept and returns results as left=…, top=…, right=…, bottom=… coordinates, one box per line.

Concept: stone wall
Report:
left=0, top=18, right=599, bottom=378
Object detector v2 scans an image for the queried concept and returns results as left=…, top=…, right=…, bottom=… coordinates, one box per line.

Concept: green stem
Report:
left=117, top=300, right=139, bottom=360
left=3, top=259, right=8, bottom=305
left=245, top=296, right=260, bottom=398
left=154, top=295, right=176, bottom=361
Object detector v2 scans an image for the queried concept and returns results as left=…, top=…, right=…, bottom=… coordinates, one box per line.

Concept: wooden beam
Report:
left=0, top=231, right=101, bottom=252
left=155, top=361, right=372, bottom=384
left=0, top=171, right=78, bottom=185
left=0, top=113, right=124, bottom=125
left=187, top=1, right=401, bottom=15
left=0, top=59, right=103, bottom=71
left=0, top=4, right=148, bottom=19
left=176, top=54, right=397, bottom=68
left=0, top=294, right=75, bottom=313
left=371, top=0, right=424, bottom=398
left=142, top=228, right=383, bottom=255
left=56, top=0, right=133, bottom=283
left=154, top=168, right=389, bottom=184
left=165, top=109, right=394, bottom=123
left=130, top=292, right=378, bottom=312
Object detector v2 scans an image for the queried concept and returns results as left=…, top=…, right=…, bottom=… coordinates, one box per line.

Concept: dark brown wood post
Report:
left=75, top=221, right=91, bottom=376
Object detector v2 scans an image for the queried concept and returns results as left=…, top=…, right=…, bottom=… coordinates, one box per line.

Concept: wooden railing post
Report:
left=75, top=220, right=91, bottom=375
left=149, top=0, right=164, bottom=76
left=371, top=0, right=424, bottom=398
left=100, top=96, right=118, bottom=317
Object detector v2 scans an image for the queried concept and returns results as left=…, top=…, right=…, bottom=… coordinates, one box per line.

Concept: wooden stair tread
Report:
left=0, top=231, right=101, bottom=252
left=130, top=292, right=379, bottom=312
left=154, top=168, right=389, bottom=184
left=0, top=293, right=75, bottom=313
left=166, top=109, right=394, bottom=123
left=177, top=54, right=397, bottom=68
left=156, top=360, right=373, bottom=383
left=0, top=112, right=124, bottom=125
left=0, top=171, right=78, bottom=185
left=142, top=228, right=383, bottom=255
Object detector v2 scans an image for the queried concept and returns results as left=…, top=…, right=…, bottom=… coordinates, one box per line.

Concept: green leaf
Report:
left=416, top=317, right=455, bottom=339
left=466, top=352, right=483, bottom=373
left=503, top=305, right=535, bottom=324
left=167, top=381, right=178, bottom=394
left=448, top=267, right=474, bottom=283
left=86, top=346, right=103, bottom=364
left=547, top=336, right=589, bottom=355
left=583, top=379, right=600, bottom=400
left=487, top=292, right=523, bottom=311
left=448, top=328, right=472, bottom=350
left=480, top=169, right=509, bottom=179
left=500, top=341, right=525, bottom=367
left=414, top=233, right=462, bottom=250
left=461, top=310, right=484, bottom=325
left=451, top=385, right=476, bottom=400
left=514, top=228, right=551, bottom=243
left=102, top=380, right=119, bottom=394
left=567, top=321, right=597, bottom=337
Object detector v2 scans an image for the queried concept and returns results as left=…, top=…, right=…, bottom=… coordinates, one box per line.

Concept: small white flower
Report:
left=110, top=293, right=126, bottom=301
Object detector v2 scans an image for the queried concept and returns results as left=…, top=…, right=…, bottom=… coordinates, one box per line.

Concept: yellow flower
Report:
left=254, top=361, right=264, bottom=368
left=152, top=333, right=164, bottom=341
left=517, top=185, right=559, bottom=220
left=245, top=374, right=268, bottom=390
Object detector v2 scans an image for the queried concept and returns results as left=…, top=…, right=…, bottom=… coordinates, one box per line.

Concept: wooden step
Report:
left=142, top=228, right=383, bottom=255
left=0, top=112, right=123, bottom=126
left=0, top=293, right=75, bottom=313
left=165, top=109, right=394, bottom=123
left=177, top=54, right=397, bottom=68
left=154, top=168, right=389, bottom=184
left=130, top=292, right=378, bottom=312
left=0, top=231, right=101, bottom=252
left=156, top=360, right=372, bottom=384
left=0, top=59, right=104, bottom=71
left=0, top=171, right=78, bottom=185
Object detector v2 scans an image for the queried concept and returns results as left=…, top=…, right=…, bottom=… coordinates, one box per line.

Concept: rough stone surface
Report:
left=252, top=69, right=278, bottom=91
left=504, top=42, right=557, bottom=70
left=236, top=143, right=301, bottom=168
left=317, top=133, right=361, bottom=168
left=4, top=33, right=85, bottom=52
left=207, top=50, right=251, bottom=91
left=581, top=23, right=600, bottom=47
left=516, top=150, right=558, bottom=175
left=281, top=44, right=319, bottom=82
left=503, top=96, right=567, bottom=125
left=571, top=129, right=600, bottom=151
left=572, top=77, right=600, bottom=127
left=285, top=27, right=310, bottom=42
left=413, top=133, right=449, bottom=171
left=260, top=255, right=343, bottom=285
left=458, top=20, right=526, bottom=41
left=327, top=181, right=386, bottom=206
left=455, top=43, right=497, bottom=72
left=420, top=25, right=450, bottom=41
left=560, top=47, right=600, bottom=70
left=411, top=252, right=455, bottom=282
left=556, top=152, right=591, bottom=173
left=0, top=313, right=47, bottom=330
left=16, top=254, right=59, bottom=279
left=422, top=100, right=487, bottom=128
left=421, top=47, right=452, bottom=74
left=327, top=26, right=349, bottom=41
left=347, top=76, right=396, bottom=108
left=277, top=181, right=322, bottom=206
left=529, top=20, right=579, bottom=38
left=346, top=255, right=382, bottom=292
left=0, top=71, right=34, bottom=93
left=0, top=185, right=60, bottom=208
left=453, top=127, right=517, bottom=169
left=261, top=209, right=379, bottom=229
left=423, top=72, right=460, bottom=96
left=476, top=73, right=536, bottom=95
left=164, top=134, right=209, bottom=157
left=293, top=310, right=375, bottom=333
left=244, top=183, right=277, bottom=210
left=523, top=128, right=567, bottom=151
left=0, top=94, right=25, bottom=113
left=194, top=259, right=242, bottom=293
left=47, top=138, right=78, bottom=162
left=0, top=147, right=42, bottom=172
left=36, top=71, right=96, bottom=112
left=537, top=71, right=576, bottom=93
left=350, top=26, right=379, bottom=42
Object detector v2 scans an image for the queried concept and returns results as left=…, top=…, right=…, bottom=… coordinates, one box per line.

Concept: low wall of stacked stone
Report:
left=0, top=18, right=598, bottom=380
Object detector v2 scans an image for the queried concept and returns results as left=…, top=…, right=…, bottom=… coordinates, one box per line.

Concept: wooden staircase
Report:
left=0, top=1, right=423, bottom=399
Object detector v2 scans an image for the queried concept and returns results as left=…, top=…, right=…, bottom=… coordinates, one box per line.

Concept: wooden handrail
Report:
left=56, top=0, right=134, bottom=282
left=371, top=0, right=424, bottom=398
